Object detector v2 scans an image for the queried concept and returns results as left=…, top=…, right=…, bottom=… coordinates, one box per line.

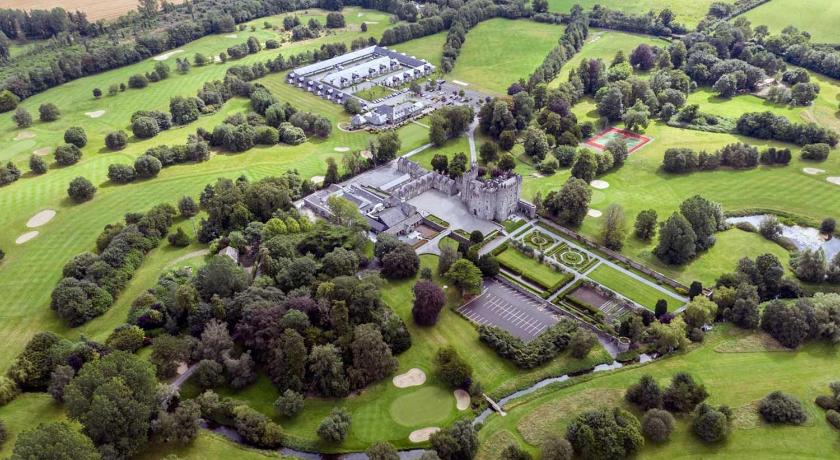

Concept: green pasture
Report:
left=738, top=0, right=840, bottom=44
left=545, top=0, right=718, bottom=28
left=446, top=18, right=566, bottom=95
left=392, top=32, right=448, bottom=65
left=477, top=324, right=840, bottom=459
left=587, top=264, right=683, bottom=311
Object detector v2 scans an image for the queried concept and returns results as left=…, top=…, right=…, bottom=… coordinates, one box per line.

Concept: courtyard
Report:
left=408, top=189, right=499, bottom=235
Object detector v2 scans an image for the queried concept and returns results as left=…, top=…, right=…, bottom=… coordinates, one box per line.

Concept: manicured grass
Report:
left=139, top=432, right=290, bottom=460
left=392, top=32, right=448, bottom=65
left=0, top=393, right=66, bottom=458
left=389, top=386, right=456, bottom=427
left=354, top=84, right=395, bottom=102
left=587, top=264, right=683, bottom=311
left=478, top=324, right=840, bottom=458
left=549, top=29, right=667, bottom=87
left=446, top=19, right=566, bottom=95
left=497, top=247, right=568, bottom=289
left=0, top=7, right=429, bottom=372
left=546, top=0, right=718, bottom=28
left=738, top=0, right=840, bottom=44
left=408, top=135, right=470, bottom=170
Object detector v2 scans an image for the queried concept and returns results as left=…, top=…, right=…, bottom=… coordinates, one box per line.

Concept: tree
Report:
left=634, top=209, right=657, bottom=240
left=178, top=196, right=199, bottom=218
left=654, top=213, right=697, bottom=264
left=64, top=127, right=87, bottom=148
left=105, top=131, right=128, bottom=150
left=679, top=195, right=721, bottom=251
left=413, top=280, right=446, bottom=326
left=349, top=324, right=397, bottom=388
left=663, top=372, right=708, bottom=413
left=67, top=177, right=96, bottom=202
left=367, top=442, right=399, bottom=460
left=497, top=153, right=516, bottom=171
left=268, top=329, right=307, bottom=392
left=55, top=144, right=82, bottom=166
left=317, top=407, right=351, bottom=442
left=309, top=344, right=349, bottom=397
left=105, top=324, right=145, bottom=352
left=151, top=335, right=189, bottom=379
left=324, top=157, right=340, bottom=186
left=194, top=359, right=225, bottom=389
left=375, top=131, right=401, bottom=163
left=626, top=375, right=663, bottom=410
left=430, top=419, right=478, bottom=460
left=821, top=217, right=836, bottom=236
left=193, top=255, right=248, bottom=300
left=10, top=422, right=99, bottom=460
left=445, top=259, right=483, bottom=295
left=692, top=403, right=731, bottom=443
left=571, top=150, right=598, bottom=183
left=523, top=128, right=549, bottom=161
left=758, top=391, right=808, bottom=425
left=449, top=152, right=468, bottom=178
left=540, top=435, right=573, bottom=460
left=476, top=254, right=500, bottom=277
left=760, top=300, right=810, bottom=348
left=600, top=204, right=626, bottom=250
left=596, top=86, right=624, bottom=121
left=642, top=409, right=675, bottom=443
left=569, top=328, right=598, bottom=359
left=64, top=352, right=156, bottom=458
left=630, top=44, right=656, bottom=70
left=0, top=90, right=19, bottom=113
left=198, top=319, right=233, bottom=362
left=501, top=445, right=531, bottom=460
left=381, top=244, right=420, bottom=279
left=29, top=155, right=47, bottom=175
left=153, top=400, right=201, bottom=444
left=544, top=177, right=592, bottom=227
left=479, top=142, right=498, bottom=164
left=435, top=347, right=472, bottom=388
left=327, top=195, right=369, bottom=230
left=683, top=296, right=717, bottom=330
left=13, top=107, right=32, bottom=128
left=275, top=390, right=304, bottom=417
left=793, top=249, right=826, bottom=282
left=133, top=154, right=162, bottom=179
left=322, top=247, right=359, bottom=277
left=38, top=103, right=60, bottom=122
left=622, top=100, right=650, bottom=131
left=565, top=407, right=643, bottom=459
left=431, top=154, right=449, bottom=173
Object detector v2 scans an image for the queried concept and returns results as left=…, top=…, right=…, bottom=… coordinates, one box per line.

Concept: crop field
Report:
left=546, top=0, right=718, bottom=28
left=445, top=18, right=566, bottom=95
left=738, top=0, right=840, bottom=44
left=477, top=325, right=840, bottom=458
left=3, top=0, right=185, bottom=21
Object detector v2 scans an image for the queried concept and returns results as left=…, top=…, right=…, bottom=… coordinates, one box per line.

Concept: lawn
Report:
left=392, top=32, right=448, bottom=66
left=446, top=18, right=566, bottom=95
left=0, top=7, right=428, bottom=373
left=354, top=84, right=395, bottom=102
left=408, top=135, right=471, bottom=170
left=176, top=255, right=610, bottom=451
left=545, top=0, right=718, bottom=28
left=497, top=247, right=568, bottom=290
left=587, top=264, right=684, bottom=311
left=477, top=324, right=840, bottom=458
left=738, top=0, right=840, bottom=44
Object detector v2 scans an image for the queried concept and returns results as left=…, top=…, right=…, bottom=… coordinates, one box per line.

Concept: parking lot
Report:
left=457, top=279, right=560, bottom=342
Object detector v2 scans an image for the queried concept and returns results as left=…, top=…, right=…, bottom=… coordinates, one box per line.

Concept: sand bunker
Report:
left=14, top=131, right=35, bottom=141
left=224, top=34, right=238, bottom=38
left=393, top=368, right=426, bottom=388
left=84, top=110, right=106, bottom=118
left=334, top=146, right=350, bottom=152
left=409, top=427, right=440, bottom=443
left=310, top=175, right=325, bottom=185
left=16, top=231, right=39, bottom=245
left=828, top=177, right=840, bottom=186
left=454, top=389, right=470, bottom=411
left=587, top=209, right=602, bottom=218
left=803, top=167, right=825, bottom=175
left=26, top=210, right=56, bottom=228
left=452, top=80, right=469, bottom=86
left=33, top=147, right=52, bottom=156
left=154, top=49, right=184, bottom=61
left=590, top=180, right=609, bottom=189
left=364, top=21, right=380, bottom=24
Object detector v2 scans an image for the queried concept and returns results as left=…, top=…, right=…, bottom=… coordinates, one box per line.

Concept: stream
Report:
left=208, top=353, right=651, bottom=459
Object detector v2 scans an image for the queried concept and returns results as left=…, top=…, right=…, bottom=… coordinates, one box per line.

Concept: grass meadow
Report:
left=738, top=0, right=840, bottom=44
left=476, top=324, right=840, bottom=459
left=545, top=0, right=717, bottom=28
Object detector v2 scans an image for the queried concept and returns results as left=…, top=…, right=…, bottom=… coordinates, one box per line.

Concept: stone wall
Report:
left=459, top=166, right=521, bottom=221
left=393, top=157, right=458, bottom=201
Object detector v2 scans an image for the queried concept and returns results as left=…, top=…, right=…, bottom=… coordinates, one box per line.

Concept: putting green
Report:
left=389, top=386, right=455, bottom=427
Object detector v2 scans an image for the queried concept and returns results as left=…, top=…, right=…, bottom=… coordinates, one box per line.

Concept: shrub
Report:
left=13, top=107, right=32, bottom=128
left=692, top=403, right=731, bottom=443
left=105, top=324, right=145, bottom=352
left=435, top=347, right=472, bottom=388
left=274, top=390, right=304, bottom=417
left=54, top=144, right=82, bottom=166
left=67, top=177, right=96, bottom=202
left=105, top=131, right=128, bottom=150
left=168, top=227, right=190, bottom=247
left=317, top=407, right=351, bottom=443
left=642, top=408, right=675, bottom=442
left=663, top=372, right=708, bottom=413
left=758, top=391, right=808, bottom=425
left=38, top=103, right=60, bottom=122
left=626, top=375, right=663, bottom=410
left=107, top=164, right=136, bottom=183
left=566, top=407, right=643, bottom=458
left=801, top=143, right=831, bottom=161
left=63, top=127, right=87, bottom=147
left=133, top=154, right=162, bottom=179
left=128, top=74, right=149, bottom=88
left=827, top=409, right=840, bottom=430
left=0, top=376, right=20, bottom=405
left=132, top=116, right=160, bottom=139
left=29, top=155, right=48, bottom=175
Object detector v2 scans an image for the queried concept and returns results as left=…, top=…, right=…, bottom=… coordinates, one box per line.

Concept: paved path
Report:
left=467, top=117, right=479, bottom=163
left=416, top=230, right=450, bottom=256
left=171, top=363, right=197, bottom=388
left=401, top=143, right=433, bottom=159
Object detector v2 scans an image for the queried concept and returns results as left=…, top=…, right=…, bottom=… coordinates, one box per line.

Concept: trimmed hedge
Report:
left=477, top=320, right=577, bottom=368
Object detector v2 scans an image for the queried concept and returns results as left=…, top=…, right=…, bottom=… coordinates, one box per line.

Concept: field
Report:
left=587, top=264, right=683, bottom=311
left=738, top=0, right=840, bottom=44
left=4, top=0, right=185, bottom=21
left=477, top=325, right=840, bottom=459
left=496, top=247, right=568, bottom=291
left=445, top=18, right=566, bottom=95
left=546, top=0, right=718, bottom=28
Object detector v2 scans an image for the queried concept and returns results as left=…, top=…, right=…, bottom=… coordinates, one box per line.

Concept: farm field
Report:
left=446, top=18, right=566, bottom=95
left=477, top=325, right=840, bottom=459
left=546, top=0, right=717, bottom=27
left=3, top=0, right=185, bottom=21
left=738, top=0, right=840, bottom=44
